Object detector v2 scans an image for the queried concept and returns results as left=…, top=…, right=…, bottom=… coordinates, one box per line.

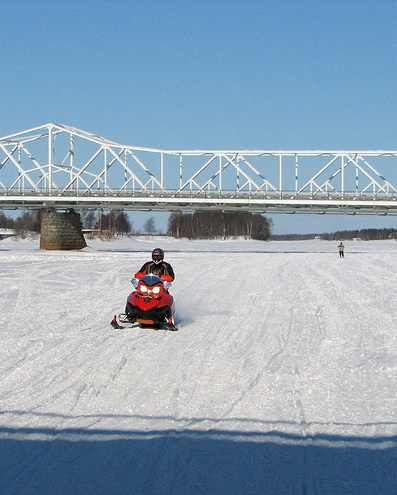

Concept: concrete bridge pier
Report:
left=40, top=209, right=87, bottom=250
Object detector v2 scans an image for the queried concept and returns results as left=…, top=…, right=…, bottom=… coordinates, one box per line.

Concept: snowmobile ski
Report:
left=111, top=314, right=178, bottom=331
left=111, top=314, right=126, bottom=329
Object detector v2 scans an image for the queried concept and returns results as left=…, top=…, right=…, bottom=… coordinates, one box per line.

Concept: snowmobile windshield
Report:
left=140, top=274, right=163, bottom=287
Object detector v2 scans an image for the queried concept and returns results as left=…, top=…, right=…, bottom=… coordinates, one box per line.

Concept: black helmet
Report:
left=152, top=248, right=164, bottom=264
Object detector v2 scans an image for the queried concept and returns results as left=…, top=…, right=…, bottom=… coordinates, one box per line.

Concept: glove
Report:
left=134, top=271, right=146, bottom=279
left=160, top=274, right=174, bottom=282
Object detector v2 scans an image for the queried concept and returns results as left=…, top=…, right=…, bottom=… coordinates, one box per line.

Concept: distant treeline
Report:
left=322, top=228, right=397, bottom=241
left=167, top=211, right=272, bottom=240
left=0, top=210, right=133, bottom=236
left=2, top=209, right=395, bottom=241
left=81, top=210, right=132, bottom=235
left=272, top=228, right=397, bottom=241
left=0, top=211, right=41, bottom=234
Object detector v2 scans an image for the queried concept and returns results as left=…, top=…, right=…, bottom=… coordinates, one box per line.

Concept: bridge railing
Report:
left=1, top=188, right=397, bottom=200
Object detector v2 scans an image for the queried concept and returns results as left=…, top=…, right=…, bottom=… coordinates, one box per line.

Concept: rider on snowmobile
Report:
left=121, top=249, right=175, bottom=327
left=134, top=248, right=175, bottom=282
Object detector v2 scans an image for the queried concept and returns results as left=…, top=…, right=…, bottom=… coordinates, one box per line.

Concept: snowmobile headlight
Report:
left=140, top=284, right=148, bottom=293
left=152, top=286, right=161, bottom=294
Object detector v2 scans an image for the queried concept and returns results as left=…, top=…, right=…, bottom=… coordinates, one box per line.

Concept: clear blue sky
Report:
left=1, top=0, right=397, bottom=234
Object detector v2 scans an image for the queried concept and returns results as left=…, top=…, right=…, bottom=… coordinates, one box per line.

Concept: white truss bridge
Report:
left=1, top=123, right=397, bottom=216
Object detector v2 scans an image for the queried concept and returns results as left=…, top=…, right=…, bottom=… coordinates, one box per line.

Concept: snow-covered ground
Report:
left=1, top=235, right=397, bottom=494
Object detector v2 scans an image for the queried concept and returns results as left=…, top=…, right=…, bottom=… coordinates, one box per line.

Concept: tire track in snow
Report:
left=261, top=260, right=325, bottom=440
left=218, top=280, right=314, bottom=428
left=34, top=331, right=154, bottom=416
left=175, top=256, right=278, bottom=427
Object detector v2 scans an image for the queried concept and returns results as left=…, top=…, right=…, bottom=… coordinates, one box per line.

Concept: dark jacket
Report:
left=138, top=261, right=175, bottom=281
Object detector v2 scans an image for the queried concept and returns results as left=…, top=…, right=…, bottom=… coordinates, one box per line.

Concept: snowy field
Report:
left=1, top=235, right=397, bottom=494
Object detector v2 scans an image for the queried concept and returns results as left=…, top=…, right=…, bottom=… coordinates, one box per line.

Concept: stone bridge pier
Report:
left=40, top=209, right=87, bottom=250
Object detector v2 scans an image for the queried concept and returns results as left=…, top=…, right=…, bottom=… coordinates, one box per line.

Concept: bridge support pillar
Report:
left=40, top=209, right=87, bottom=250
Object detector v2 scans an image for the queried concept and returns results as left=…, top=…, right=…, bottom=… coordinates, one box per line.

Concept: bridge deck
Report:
left=1, top=190, right=396, bottom=215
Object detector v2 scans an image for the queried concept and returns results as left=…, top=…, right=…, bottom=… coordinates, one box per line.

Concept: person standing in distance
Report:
left=338, top=242, right=345, bottom=258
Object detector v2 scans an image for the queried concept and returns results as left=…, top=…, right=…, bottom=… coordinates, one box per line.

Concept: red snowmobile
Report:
left=111, top=274, right=177, bottom=331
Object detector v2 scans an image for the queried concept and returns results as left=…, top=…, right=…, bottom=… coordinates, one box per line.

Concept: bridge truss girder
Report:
left=0, top=123, right=397, bottom=215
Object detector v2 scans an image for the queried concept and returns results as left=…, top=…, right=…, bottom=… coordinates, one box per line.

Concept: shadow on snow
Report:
left=1, top=421, right=397, bottom=495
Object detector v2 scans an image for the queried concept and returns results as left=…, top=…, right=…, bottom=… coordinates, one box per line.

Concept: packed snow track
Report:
left=1, top=237, right=397, bottom=495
